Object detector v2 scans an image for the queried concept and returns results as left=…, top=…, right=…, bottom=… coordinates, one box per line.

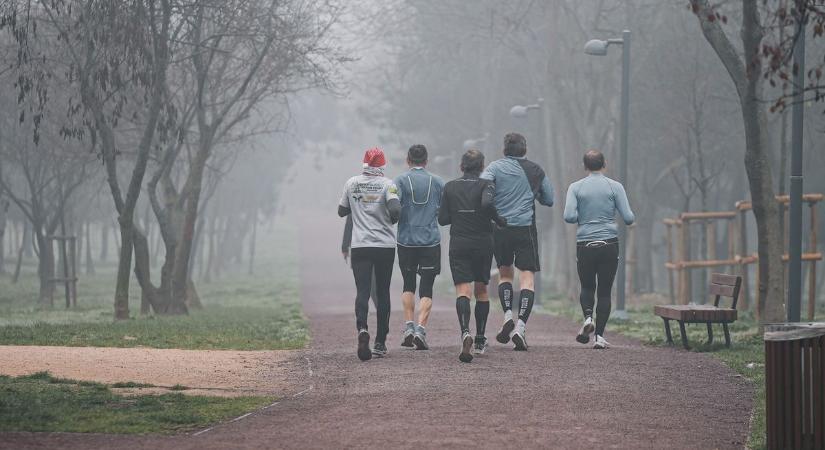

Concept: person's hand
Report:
left=342, top=251, right=349, bottom=263
left=493, top=215, right=507, bottom=229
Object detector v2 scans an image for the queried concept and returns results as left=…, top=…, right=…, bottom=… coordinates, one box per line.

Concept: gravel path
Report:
left=0, top=212, right=753, bottom=449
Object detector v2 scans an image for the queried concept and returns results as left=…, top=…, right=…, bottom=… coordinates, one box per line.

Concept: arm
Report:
left=386, top=181, right=401, bottom=224
left=537, top=174, right=554, bottom=207
left=563, top=184, right=578, bottom=224
left=481, top=181, right=506, bottom=227
left=614, top=182, right=635, bottom=225
left=338, top=181, right=351, bottom=217
left=437, top=187, right=451, bottom=226
left=479, top=162, right=495, bottom=181
left=341, top=215, right=353, bottom=253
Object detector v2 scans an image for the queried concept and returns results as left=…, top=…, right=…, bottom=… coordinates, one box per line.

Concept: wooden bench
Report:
left=653, top=273, right=742, bottom=349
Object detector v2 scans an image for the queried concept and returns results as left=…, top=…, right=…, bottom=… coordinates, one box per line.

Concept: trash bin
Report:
left=765, top=323, right=825, bottom=450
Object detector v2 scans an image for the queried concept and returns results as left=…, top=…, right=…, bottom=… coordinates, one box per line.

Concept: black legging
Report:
left=401, top=270, right=436, bottom=299
left=577, top=242, right=619, bottom=336
left=351, top=247, right=395, bottom=344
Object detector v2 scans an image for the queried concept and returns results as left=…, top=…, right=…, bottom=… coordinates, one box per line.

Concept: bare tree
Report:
left=690, top=0, right=785, bottom=321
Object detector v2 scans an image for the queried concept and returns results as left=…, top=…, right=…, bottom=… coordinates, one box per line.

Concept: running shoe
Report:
left=459, top=332, right=474, bottom=363
left=496, top=318, right=515, bottom=344
left=593, top=335, right=610, bottom=349
left=357, top=329, right=372, bottom=361
left=473, top=336, right=488, bottom=355
left=413, top=326, right=429, bottom=350
left=576, top=316, right=595, bottom=344
left=372, top=341, right=387, bottom=357
left=512, top=322, right=528, bottom=351
left=401, top=326, right=415, bottom=348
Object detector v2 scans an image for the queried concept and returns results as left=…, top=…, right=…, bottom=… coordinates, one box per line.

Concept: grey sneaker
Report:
left=459, top=332, right=474, bottom=363
left=512, top=322, right=528, bottom=351
left=496, top=318, right=515, bottom=344
left=413, top=326, right=429, bottom=350
left=357, top=329, right=372, bottom=361
left=401, top=323, right=415, bottom=348
left=593, top=335, right=610, bottom=349
left=372, top=341, right=387, bottom=357
left=473, top=336, right=488, bottom=355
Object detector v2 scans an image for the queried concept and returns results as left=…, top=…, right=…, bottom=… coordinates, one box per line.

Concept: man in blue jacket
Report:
left=394, top=145, right=444, bottom=350
left=481, top=133, right=554, bottom=351
left=563, top=150, right=635, bottom=349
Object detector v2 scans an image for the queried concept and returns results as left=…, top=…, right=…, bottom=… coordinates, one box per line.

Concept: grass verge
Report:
left=540, top=299, right=766, bottom=450
left=0, top=372, right=273, bottom=434
left=0, top=222, right=308, bottom=350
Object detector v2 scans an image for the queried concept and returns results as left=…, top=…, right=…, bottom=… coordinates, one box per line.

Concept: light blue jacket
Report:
left=563, top=172, right=635, bottom=241
left=480, top=156, right=554, bottom=227
left=394, top=167, right=444, bottom=247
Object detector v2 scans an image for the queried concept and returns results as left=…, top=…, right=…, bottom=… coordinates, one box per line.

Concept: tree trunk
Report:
left=84, top=221, right=95, bottom=275
left=35, top=231, right=54, bottom=307
left=0, top=201, right=7, bottom=275
left=692, top=0, right=785, bottom=322
left=248, top=210, right=257, bottom=276
left=100, top=222, right=109, bottom=262
left=172, top=147, right=211, bottom=301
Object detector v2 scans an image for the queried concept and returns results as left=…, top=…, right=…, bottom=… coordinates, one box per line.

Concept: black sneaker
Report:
left=496, top=318, right=514, bottom=344
left=372, top=341, right=387, bottom=357
left=459, top=332, right=474, bottom=363
left=357, top=329, right=372, bottom=361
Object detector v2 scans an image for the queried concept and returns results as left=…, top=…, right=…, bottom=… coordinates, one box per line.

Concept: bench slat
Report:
left=709, top=283, right=738, bottom=298
left=711, top=273, right=740, bottom=287
left=654, top=305, right=737, bottom=322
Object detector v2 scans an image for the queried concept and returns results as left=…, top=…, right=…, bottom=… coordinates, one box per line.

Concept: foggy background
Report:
left=1, top=0, right=823, bottom=315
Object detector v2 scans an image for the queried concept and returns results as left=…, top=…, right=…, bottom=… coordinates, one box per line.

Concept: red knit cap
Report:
left=363, top=147, right=386, bottom=168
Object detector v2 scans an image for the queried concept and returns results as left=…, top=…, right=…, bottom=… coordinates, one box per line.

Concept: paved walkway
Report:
left=1, top=213, right=753, bottom=449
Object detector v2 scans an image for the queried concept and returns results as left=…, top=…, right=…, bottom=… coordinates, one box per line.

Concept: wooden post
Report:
left=809, top=202, right=818, bottom=321
left=706, top=220, right=716, bottom=305
left=665, top=222, right=675, bottom=303
left=739, top=209, right=751, bottom=311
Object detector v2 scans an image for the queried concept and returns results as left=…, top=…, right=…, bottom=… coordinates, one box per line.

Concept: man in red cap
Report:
left=338, top=147, right=401, bottom=361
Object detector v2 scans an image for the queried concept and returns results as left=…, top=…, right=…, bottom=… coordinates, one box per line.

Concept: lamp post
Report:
left=510, top=99, right=546, bottom=302
left=788, top=17, right=806, bottom=322
left=585, top=30, right=631, bottom=319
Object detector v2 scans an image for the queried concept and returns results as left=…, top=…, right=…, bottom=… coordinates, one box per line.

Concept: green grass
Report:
left=0, top=372, right=273, bottom=434
left=0, top=222, right=308, bottom=350
left=539, top=299, right=766, bottom=450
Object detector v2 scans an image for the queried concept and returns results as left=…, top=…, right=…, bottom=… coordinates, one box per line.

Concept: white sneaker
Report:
left=576, top=317, right=595, bottom=344
left=512, top=320, right=528, bottom=351
left=593, top=335, right=610, bottom=349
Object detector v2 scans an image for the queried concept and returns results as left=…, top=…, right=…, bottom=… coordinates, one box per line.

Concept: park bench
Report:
left=653, top=273, right=742, bottom=349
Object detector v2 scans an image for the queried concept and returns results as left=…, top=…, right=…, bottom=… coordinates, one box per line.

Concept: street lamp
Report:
left=463, top=133, right=489, bottom=151
left=585, top=29, right=631, bottom=320
left=509, top=98, right=546, bottom=302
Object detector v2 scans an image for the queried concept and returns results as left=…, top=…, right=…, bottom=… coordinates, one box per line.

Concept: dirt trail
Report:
left=0, top=346, right=293, bottom=397
left=0, top=211, right=753, bottom=449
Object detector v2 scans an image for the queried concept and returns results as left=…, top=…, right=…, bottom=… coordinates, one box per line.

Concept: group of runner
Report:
left=338, top=133, right=635, bottom=363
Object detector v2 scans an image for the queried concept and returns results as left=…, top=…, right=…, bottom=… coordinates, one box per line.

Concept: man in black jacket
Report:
left=438, top=150, right=506, bottom=363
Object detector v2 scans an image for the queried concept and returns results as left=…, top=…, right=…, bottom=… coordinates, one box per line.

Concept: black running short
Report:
left=449, top=246, right=493, bottom=285
left=397, top=244, right=441, bottom=275
left=493, top=225, right=540, bottom=272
